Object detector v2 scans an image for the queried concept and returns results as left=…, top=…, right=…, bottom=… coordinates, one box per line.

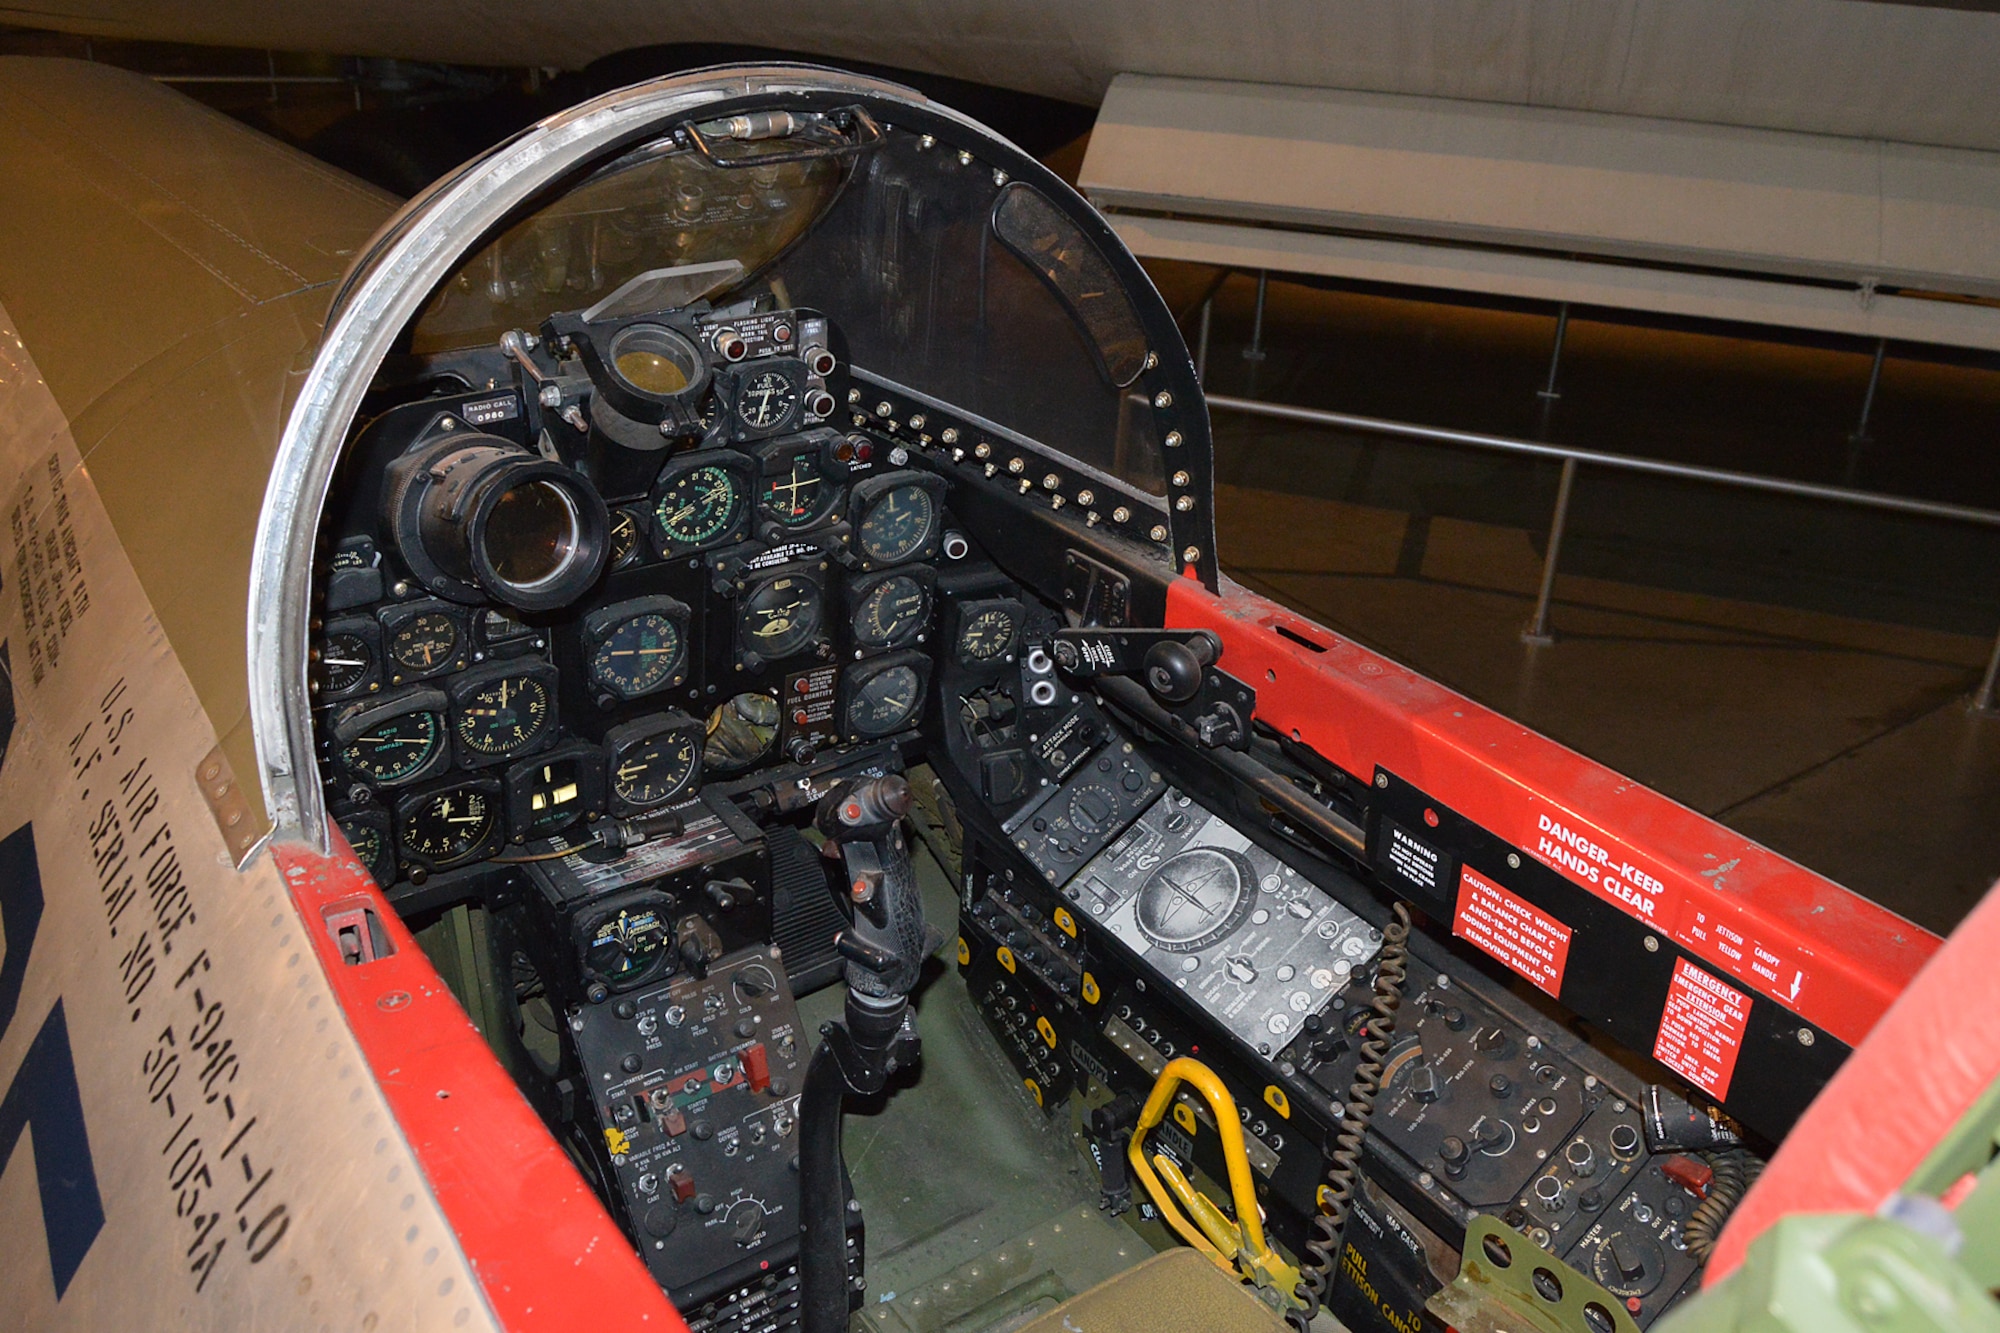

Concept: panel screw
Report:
left=1507, top=853, right=1521, bottom=869
left=975, top=442, right=991, bottom=459
left=909, top=414, right=926, bottom=429
left=1798, top=1028, right=1815, bottom=1046
left=1171, top=471, right=1190, bottom=487
left=958, top=150, right=974, bottom=166
left=1076, top=489, right=1094, bottom=506
left=1153, top=391, right=1173, bottom=408
left=919, top=134, right=936, bottom=149
left=1007, top=457, right=1025, bottom=474
left=941, top=428, right=959, bottom=444
left=848, top=387, right=862, bottom=403
left=1644, top=935, right=1660, bottom=952
left=993, top=169, right=1009, bottom=187
left=1375, top=773, right=1390, bottom=788
left=1113, top=506, right=1132, bottom=523
left=1182, top=546, right=1200, bottom=563
left=1175, top=496, right=1194, bottom=512
left=1165, top=431, right=1183, bottom=448
left=1145, top=352, right=1159, bottom=370
left=1043, top=473, right=1060, bottom=490
left=876, top=401, right=894, bottom=417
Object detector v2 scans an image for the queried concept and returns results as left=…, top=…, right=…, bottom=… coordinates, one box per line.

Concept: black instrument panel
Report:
left=314, top=306, right=947, bottom=885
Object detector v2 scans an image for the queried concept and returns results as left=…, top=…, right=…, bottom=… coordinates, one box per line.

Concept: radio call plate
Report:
left=1066, top=789, right=1383, bottom=1059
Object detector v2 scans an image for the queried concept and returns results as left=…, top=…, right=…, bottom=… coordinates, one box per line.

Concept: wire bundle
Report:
left=1683, top=1148, right=1763, bottom=1262
left=1291, top=901, right=1413, bottom=1329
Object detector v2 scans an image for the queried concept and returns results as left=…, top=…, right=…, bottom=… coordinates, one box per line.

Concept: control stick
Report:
left=797, top=776, right=936, bottom=1333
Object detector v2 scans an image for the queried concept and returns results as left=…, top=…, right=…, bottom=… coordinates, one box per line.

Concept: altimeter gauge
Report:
left=447, top=661, right=558, bottom=766
left=604, top=712, right=704, bottom=816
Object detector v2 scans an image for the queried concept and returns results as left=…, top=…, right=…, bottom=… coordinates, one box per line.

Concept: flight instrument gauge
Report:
left=447, top=661, right=558, bottom=766
left=503, top=741, right=605, bottom=841
left=1135, top=847, right=1258, bottom=953
left=760, top=451, right=835, bottom=530
left=604, top=712, right=704, bottom=816
left=582, top=596, right=691, bottom=701
left=331, top=687, right=451, bottom=788
left=607, top=508, right=644, bottom=569
left=315, top=615, right=381, bottom=700
left=842, top=653, right=930, bottom=740
left=652, top=457, right=749, bottom=554
left=849, top=473, right=945, bottom=567
left=849, top=569, right=933, bottom=652
left=576, top=890, right=678, bottom=993
left=395, top=777, right=503, bottom=871
left=954, top=598, right=1023, bottom=666
left=333, top=805, right=396, bottom=886
left=738, top=572, right=823, bottom=661
left=380, top=600, right=469, bottom=683
left=736, top=368, right=800, bottom=433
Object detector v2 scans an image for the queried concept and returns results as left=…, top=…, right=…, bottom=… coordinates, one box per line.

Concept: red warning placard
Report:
left=1653, top=958, right=1752, bottom=1099
left=1453, top=866, right=1572, bottom=997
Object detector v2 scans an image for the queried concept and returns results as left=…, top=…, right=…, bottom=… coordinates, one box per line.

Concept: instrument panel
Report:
left=312, top=305, right=953, bottom=885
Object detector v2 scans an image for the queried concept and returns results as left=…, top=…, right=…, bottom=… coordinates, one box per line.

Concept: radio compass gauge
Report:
left=331, top=687, right=450, bottom=788
left=396, top=778, right=503, bottom=871
left=849, top=570, right=932, bottom=651
left=315, top=616, right=380, bottom=699
left=604, top=713, right=703, bottom=816
left=738, top=572, right=823, bottom=661
left=652, top=459, right=747, bottom=554
left=582, top=596, right=690, bottom=701
left=447, top=661, right=558, bottom=766
left=1135, top=847, right=1258, bottom=953
left=954, top=598, right=1023, bottom=666
left=842, top=653, right=930, bottom=739
left=737, top=368, right=799, bottom=432
left=380, top=601, right=467, bottom=682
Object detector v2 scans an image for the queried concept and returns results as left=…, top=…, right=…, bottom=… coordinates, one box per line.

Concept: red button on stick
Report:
left=743, top=1043, right=771, bottom=1093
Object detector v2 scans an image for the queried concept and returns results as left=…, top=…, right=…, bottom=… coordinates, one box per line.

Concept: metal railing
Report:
left=1203, top=392, right=2000, bottom=713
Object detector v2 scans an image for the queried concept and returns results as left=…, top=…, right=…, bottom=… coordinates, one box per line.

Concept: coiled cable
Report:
left=1683, top=1148, right=1762, bottom=1262
left=1291, top=901, right=1412, bottom=1329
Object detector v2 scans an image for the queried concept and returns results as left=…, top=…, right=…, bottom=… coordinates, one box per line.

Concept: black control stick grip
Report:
left=817, top=776, right=926, bottom=999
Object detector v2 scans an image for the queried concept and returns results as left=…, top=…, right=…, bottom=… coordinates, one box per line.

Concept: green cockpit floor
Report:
left=796, top=838, right=1164, bottom=1333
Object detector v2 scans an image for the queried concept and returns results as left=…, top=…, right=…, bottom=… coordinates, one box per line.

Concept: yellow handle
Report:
left=1126, top=1057, right=1271, bottom=1267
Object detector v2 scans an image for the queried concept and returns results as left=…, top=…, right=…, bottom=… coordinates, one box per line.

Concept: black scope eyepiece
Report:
left=384, top=431, right=610, bottom=612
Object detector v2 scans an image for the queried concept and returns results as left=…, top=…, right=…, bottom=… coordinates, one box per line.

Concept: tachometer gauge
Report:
left=955, top=598, right=1023, bottom=666
left=582, top=596, right=690, bottom=700
left=760, top=451, right=832, bottom=529
left=604, top=712, right=704, bottom=815
left=849, top=569, right=932, bottom=651
left=315, top=616, right=381, bottom=700
left=503, top=740, right=605, bottom=840
left=738, top=572, right=823, bottom=661
left=653, top=459, right=748, bottom=553
left=395, top=777, right=502, bottom=871
left=842, top=653, right=930, bottom=739
left=576, top=890, right=678, bottom=994
left=447, top=661, right=558, bottom=766
left=736, top=368, right=799, bottom=432
left=331, top=688, right=450, bottom=787
left=380, top=601, right=468, bottom=682
left=852, top=476, right=941, bottom=566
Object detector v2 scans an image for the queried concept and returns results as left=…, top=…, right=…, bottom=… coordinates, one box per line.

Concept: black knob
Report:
left=1142, top=640, right=1205, bottom=704
left=786, top=736, right=816, bottom=765
left=1610, top=1236, right=1648, bottom=1283
left=1438, top=1136, right=1469, bottom=1177
left=620, top=1054, right=642, bottom=1074
left=1609, top=1123, right=1642, bottom=1157
left=1408, top=1063, right=1442, bottom=1103
left=643, top=1203, right=678, bottom=1238
left=692, top=1120, right=714, bottom=1141
left=614, top=999, right=637, bottom=1021
left=1579, top=1187, right=1605, bottom=1212
left=1489, top=1074, right=1513, bottom=1099
left=1443, top=1006, right=1466, bottom=1031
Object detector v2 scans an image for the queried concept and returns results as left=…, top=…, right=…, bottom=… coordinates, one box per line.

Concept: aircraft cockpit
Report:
left=247, top=66, right=1799, bottom=1333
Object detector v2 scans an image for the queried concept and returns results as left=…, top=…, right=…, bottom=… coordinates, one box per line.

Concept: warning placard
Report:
left=1653, top=959, right=1752, bottom=1099
left=1453, top=866, right=1572, bottom=997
